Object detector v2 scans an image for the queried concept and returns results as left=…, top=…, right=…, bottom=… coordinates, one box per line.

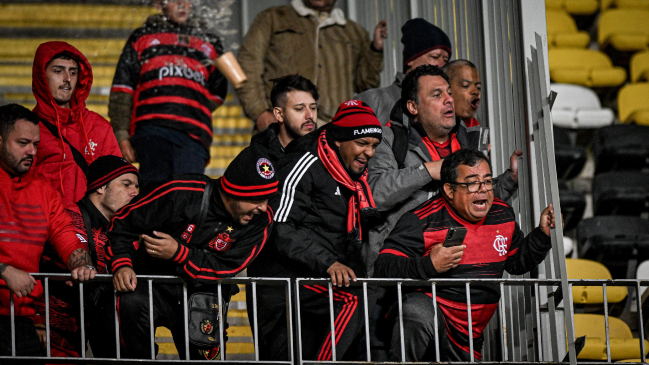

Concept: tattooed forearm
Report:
left=0, top=262, right=8, bottom=276
left=67, top=249, right=92, bottom=270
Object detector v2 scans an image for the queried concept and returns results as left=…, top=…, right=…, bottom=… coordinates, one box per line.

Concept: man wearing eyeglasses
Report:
left=374, top=148, right=555, bottom=362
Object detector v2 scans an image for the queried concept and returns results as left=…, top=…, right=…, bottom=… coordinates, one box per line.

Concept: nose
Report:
left=27, top=143, right=37, bottom=156
left=129, top=187, right=139, bottom=197
left=63, top=71, right=71, bottom=83
left=364, top=145, right=376, bottom=159
left=257, top=201, right=268, bottom=213
left=305, top=107, right=314, bottom=120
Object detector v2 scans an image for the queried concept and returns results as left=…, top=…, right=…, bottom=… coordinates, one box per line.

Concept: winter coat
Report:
left=0, top=167, right=83, bottom=317
left=236, top=0, right=383, bottom=123
left=108, top=15, right=228, bottom=149
left=249, top=123, right=285, bottom=163
left=355, top=72, right=405, bottom=126
left=32, top=41, right=121, bottom=208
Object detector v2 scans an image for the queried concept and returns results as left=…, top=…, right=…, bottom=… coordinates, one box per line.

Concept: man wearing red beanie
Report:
left=252, top=100, right=382, bottom=361
left=106, top=145, right=276, bottom=360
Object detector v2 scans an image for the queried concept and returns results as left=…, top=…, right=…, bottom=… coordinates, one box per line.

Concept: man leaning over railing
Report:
left=0, top=104, right=96, bottom=358
left=374, top=148, right=555, bottom=362
left=106, top=145, right=277, bottom=360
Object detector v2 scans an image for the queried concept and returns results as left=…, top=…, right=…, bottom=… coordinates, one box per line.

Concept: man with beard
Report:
left=443, top=59, right=482, bottom=128
left=106, top=145, right=276, bottom=360
left=0, top=104, right=96, bottom=358
left=34, top=156, right=140, bottom=359
left=32, top=41, right=121, bottom=208
left=374, top=149, right=555, bottom=361
left=253, top=100, right=382, bottom=361
left=249, top=74, right=319, bottom=162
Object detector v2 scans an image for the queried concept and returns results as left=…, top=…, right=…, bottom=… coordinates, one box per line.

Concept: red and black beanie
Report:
left=219, top=145, right=278, bottom=200
left=86, top=155, right=140, bottom=194
left=327, top=100, right=382, bottom=142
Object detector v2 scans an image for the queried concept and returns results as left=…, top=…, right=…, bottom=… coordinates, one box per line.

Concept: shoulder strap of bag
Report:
left=390, top=124, right=409, bottom=169
left=39, top=118, right=89, bottom=177
left=78, top=203, right=98, bottom=266
left=197, top=180, right=214, bottom=229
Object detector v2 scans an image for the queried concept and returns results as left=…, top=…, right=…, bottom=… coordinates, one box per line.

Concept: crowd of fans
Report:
left=0, top=0, right=557, bottom=362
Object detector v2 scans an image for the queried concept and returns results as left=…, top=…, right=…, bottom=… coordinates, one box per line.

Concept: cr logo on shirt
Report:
left=493, top=235, right=508, bottom=256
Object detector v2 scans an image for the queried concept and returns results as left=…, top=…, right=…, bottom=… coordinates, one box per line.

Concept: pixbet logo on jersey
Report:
left=158, top=63, right=206, bottom=86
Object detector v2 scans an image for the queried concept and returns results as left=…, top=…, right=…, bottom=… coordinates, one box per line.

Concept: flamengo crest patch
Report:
left=209, top=232, right=234, bottom=252
left=256, top=158, right=275, bottom=179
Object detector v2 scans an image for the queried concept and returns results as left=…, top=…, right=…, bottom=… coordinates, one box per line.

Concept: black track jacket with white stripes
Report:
left=106, top=174, right=273, bottom=286
left=375, top=195, right=551, bottom=358
left=269, top=130, right=367, bottom=278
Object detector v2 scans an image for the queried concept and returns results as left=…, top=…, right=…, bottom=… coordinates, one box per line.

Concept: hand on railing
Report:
left=326, top=262, right=357, bottom=287
left=113, top=267, right=138, bottom=292
left=1, top=265, right=37, bottom=298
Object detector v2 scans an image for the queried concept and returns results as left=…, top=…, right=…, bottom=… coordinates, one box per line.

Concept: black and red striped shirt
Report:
left=106, top=175, right=273, bottom=285
left=110, top=16, right=228, bottom=149
left=374, top=195, right=551, bottom=358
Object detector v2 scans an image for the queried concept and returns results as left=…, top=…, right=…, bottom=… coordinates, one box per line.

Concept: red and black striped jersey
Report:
left=106, top=175, right=273, bottom=286
left=374, top=195, right=551, bottom=359
left=110, top=16, right=228, bottom=149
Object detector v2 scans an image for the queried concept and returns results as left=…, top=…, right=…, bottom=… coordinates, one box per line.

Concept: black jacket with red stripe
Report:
left=109, top=15, right=227, bottom=149
left=106, top=175, right=273, bottom=286
left=374, top=195, right=551, bottom=358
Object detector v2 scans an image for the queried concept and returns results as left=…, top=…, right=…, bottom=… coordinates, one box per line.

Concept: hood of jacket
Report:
left=32, top=41, right=92, bottom=124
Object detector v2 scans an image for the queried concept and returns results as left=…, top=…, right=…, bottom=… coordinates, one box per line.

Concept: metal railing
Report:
left=2, top=274, right=648, bottom=364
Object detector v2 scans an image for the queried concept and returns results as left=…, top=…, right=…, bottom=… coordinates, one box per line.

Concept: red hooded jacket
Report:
left=32, top=41, right=121, bottom=208
left=0, top=167, right=84, bottom=317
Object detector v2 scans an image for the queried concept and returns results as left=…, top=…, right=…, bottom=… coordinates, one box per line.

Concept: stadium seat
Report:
left=618, top=83, right=649, bottom=125
left=602, top=0, right=649, bottom=11
left=567, top=258, right=628, bottom=304
left=574, top=313, right=649, bottom=360
left=548, top=49, right=627, bottom=88
left=553, top=126, right=587, bottom=179
left=637, top=260, right=649, bottom=306
left=0, top=38, right=125, bottom=64
left=551, top=83, right=615, bottom=129
left=593, top=124, right=649, bottom=174
left=558, top=180, right=586, bottom=231
left=546, top=10, right=590, bottom=48
left=593, top=171, right=649, bottom=215
left=598, top=9, right=649, bottom=52
left=630, top=51, right=649, bottom=82
left=545, top=0, right=599, bottom=15
left=577, top=216, right=649, bottom=278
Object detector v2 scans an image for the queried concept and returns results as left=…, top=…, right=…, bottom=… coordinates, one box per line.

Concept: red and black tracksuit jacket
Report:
left=106, top=175, right=273, bottom=285
left=111, top=15, right=228, bottom=150
left=374, top=195, right=551, bottom=359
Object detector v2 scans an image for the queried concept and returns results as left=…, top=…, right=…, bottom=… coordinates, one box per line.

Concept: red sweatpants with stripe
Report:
left=299, top=285, right=365, bottom=361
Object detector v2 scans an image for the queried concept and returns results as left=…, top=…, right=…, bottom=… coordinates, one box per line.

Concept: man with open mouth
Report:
left=443, top=59, right=483, bottom=128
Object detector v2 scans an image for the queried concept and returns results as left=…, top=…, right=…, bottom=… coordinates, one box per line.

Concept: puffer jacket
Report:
left=32, top=41, right=121, bottom=208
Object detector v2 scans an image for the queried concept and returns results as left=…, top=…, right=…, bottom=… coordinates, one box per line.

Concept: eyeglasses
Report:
left=452, top=179, right=494, bottom=193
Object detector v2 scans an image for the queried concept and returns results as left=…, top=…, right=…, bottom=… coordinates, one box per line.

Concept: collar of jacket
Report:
left=77, top=195, right=109, bottom=228
left=291, top=0, right=346, bottom=27
left=395, top=72, right=406, bottom=88
left=0, top=165, right=34, bottom=190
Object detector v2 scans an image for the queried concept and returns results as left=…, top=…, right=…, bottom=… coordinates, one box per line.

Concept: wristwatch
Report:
left=85, top=265, right=97, bottom=271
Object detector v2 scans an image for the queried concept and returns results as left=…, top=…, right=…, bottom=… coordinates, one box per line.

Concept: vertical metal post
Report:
left=398, top=282, right=405, bottom=362
left=499, top=282, right=508, bottom=361
left=10, top=292, right=15, bottom=356
left=114, top=289, right=120, bottom=359
left=217, top=283, right=225, bottom=361
left=327, top=283, right=337, bottom=361
left=534, top=283, right=543, bottom=361
left=363, top=282, right=371, bottom=361
left=183, top=283, right=189, bottom=360
left=603, top=284, right=611, bottom=362
left=286, top=280, right=295, bottom=365
left=148, top=280, right=155, bottom=360
left=45, top=277, right=51, bottom=357
left=636, top=282, right=647, bottom=363
left=466, top=282, right=474, bottom=362
left=252, top=281, right=260, bottom=362
left=432, top=282, right=440, bottom=362
left=295, top=281, right=303, bottom=365
left=79, top=283, right=86, bottom=357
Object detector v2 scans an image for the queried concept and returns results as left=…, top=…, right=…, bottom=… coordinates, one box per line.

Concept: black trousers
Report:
left=86, top=285, right=120, bottom=358
left=116, top=283, right=228, bottom=360
left=245, top=283, right=291, bottom=361
left=387, top=292, right=478, bottom=362
left=0, top=316, right=45, bottom=361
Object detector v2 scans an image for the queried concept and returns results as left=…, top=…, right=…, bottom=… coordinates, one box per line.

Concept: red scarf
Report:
left=317, top=130, right=377, bottom=241
left=421, top=133, right=461, bottom=161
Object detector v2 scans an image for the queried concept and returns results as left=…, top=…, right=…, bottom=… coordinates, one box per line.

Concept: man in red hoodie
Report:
left=32, top=41, right=122, bottom=209
left=0, top=103, right=96, bottom=358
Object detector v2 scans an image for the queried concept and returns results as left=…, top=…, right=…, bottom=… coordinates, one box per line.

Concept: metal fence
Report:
left=2, top=275, right=648, bottom=364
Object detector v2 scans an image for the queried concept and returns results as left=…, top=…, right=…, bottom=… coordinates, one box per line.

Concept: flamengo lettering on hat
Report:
left=353, top=127, right=382, bottom=135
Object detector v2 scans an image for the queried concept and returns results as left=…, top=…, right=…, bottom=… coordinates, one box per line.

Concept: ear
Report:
left=443, top=183, right=455, bottom=200
left=95, top=185, right=107, bottom=196
left=273, top=107, right=284, bottom=123
left=406, top=99, right=419, bottom=116
left=335, top=140, right=341, bottom=148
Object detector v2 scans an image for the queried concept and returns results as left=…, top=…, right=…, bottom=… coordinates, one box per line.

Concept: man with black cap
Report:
left=106, top=145, right=277, bottom=360
left=254, top=100, right=382, bottom=361
left=34, top=155, right=140, bottom=358
left=356, top=18, right=452, bottom=125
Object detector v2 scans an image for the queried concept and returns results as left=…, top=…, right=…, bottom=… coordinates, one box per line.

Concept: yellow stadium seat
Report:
left=546, top=0, right=599, bottom=15
left=599, top=10, right=649, bottom=52
left=566, top=259, right=628, bottom=304
left=630, top=51, right=649, bottom=82
left=602, top=0, right=649, bottom=11
left=618, top=82, right=649, bottom=125
left=549, top=49, right=627, bottom=87
left=546, top=10, right=591, bottom=48
left=574, top=314, right=649, bottom=360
